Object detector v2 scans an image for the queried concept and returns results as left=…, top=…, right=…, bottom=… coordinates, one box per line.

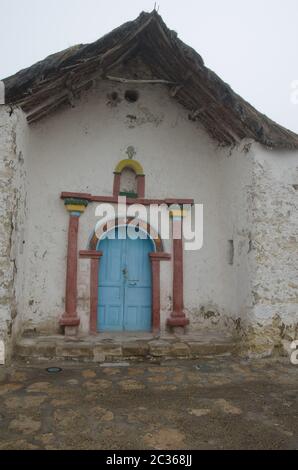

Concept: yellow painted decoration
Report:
left=169, top=209, right=189, bottom=218
left=114, top=159, right=144, bottom=176
left=65, top=204, right=86, bottom=213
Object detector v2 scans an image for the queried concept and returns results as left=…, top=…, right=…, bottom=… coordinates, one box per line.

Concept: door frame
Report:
left=84, top=218, right=171, bottom=335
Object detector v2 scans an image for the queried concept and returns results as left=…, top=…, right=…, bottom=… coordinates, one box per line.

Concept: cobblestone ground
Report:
left=0, top=357, right=297, bottom=450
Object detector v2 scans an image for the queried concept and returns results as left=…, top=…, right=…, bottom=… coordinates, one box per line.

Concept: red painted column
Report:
left=150, top=253, right=171, bottom=334
left=60, top=201, right=87, bottom=336
left=167, top=212, right=189, bottom=329
left=90, top=257, right=99, bottom=334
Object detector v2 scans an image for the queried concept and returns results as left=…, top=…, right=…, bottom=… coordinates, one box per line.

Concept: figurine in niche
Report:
left=119, top=167, right=138, bottom=198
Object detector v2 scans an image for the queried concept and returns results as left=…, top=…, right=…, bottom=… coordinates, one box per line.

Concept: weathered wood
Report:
left=106, top=75, right=177, bottom=85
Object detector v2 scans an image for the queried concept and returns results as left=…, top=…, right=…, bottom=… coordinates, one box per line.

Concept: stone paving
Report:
left=0, top=357, right=297, bottom=450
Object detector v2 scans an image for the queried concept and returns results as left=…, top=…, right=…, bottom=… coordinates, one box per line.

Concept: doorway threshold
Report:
left=15, top=331, right=239, bottom=363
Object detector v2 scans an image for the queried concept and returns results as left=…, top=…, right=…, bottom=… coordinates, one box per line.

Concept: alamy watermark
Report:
left=94, top=196, right=203, bottom=251
left=290, top=340, right=298, bottom=365
left=290, top=80, right=298, bottom=104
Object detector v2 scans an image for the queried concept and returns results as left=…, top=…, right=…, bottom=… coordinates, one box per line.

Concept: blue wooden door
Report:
left=98, top=227, right=153, bottom=332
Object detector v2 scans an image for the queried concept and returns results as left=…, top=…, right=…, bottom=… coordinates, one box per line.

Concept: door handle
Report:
left=128, top=281, right=137, bottom=287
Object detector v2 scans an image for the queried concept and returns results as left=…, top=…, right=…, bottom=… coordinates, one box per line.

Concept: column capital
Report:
left=169, top=204, right=189, bottom=219
left=64, top=198, right=89, bottom=215
left=79, top=250, right=103, bottom=259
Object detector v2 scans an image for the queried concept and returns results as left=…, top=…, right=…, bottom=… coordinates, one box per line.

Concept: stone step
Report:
left=14, top=334, right=240, bottom=363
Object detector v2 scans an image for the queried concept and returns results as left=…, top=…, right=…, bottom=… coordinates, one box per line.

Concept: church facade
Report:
left=0, top=11, right=297, bottom=362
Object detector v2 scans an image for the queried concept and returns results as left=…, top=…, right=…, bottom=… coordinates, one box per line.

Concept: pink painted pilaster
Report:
left=80, top=250, right=103, bottom=334
left=137, top=175, right=145, bottom=198
left=60, top=213, right=80, bottom=335
left=150, top=253, right=171, bottom=334
left=113, top=173, right=121, bottom=197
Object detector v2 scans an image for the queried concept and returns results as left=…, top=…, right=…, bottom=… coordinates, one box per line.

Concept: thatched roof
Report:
left=3, top=10, right=298, bottom=149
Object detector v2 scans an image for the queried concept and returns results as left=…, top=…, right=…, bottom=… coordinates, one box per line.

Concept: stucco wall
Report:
left=204, top=140, right=256, bottom=334
left=245, top=143, right=298, bottom=356
left=22, top=80, right=245, bottom=336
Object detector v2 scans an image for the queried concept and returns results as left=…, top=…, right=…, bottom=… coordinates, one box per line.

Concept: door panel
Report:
left=98, top=227, right=153, bottom=332
left=123, top=235, right=152, bottom=331
left=98, top=234, right=125, bottom=331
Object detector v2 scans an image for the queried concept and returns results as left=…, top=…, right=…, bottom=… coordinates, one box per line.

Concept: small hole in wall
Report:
left=125, top=90, right=139, bottom=103
left=228, top=240, right=234, bottom=265
left=110, top=91, right=119, bottom=101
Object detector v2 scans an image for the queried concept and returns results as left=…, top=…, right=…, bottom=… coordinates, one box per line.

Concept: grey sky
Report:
left=1, top=0, right=298, bottom=133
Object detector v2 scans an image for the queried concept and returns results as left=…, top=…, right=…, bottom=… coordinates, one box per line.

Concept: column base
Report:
left=171, top=326, right=187, bottom=335
left=65, top=326, right=79, bottom=337
left=152, top=327, right=160, bottom=336
left=166, top=313, right=189, bottom=328
left=59, top=315, right=80, bottom=337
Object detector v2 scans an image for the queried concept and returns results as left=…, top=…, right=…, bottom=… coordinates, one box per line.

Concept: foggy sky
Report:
left=1, top=0, right=298, bottom=133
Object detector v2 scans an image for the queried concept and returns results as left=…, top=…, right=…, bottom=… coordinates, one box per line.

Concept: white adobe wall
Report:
left=0, top=106, right=28, bottom=360
left=19, top=79, right=297, bottom=353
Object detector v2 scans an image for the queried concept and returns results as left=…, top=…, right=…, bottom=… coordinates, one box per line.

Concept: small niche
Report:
left=125, top=90, right=139, bottom=103
left=119, top=167, right=138, bottom=198
left=228, top=240, right=234, bottom=265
